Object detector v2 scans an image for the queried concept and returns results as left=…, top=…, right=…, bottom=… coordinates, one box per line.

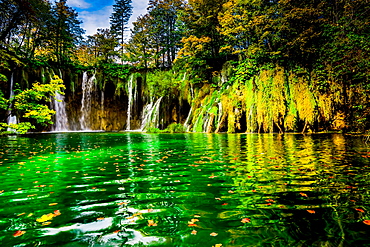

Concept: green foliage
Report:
left=1, top=75, right=65, bottom=134
left=110, top=0, right=133, bottom=57
left=146, top=123, right=186, bottom=133
left=165, top=123, right=186, bottom=133
left=146, top=70, right=181, bottom=98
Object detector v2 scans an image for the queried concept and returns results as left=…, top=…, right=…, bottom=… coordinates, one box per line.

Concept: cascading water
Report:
left=184, top=107, right=192, bottom=132
left=140, top=97, right=163, bottom=131
left=80, top=72, right=96, bottom=130
left=126, top=74, right=137, bottom=130
left=52, top=92, right=69, bottom=131
left=100, top=90, right=104, bottom=130
left=7, top=73, right=17, bottom=131
left=51, top=71, right=69, bottom=131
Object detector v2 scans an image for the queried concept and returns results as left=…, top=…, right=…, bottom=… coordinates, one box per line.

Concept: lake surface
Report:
left=1, top=132, right=370, bottom=246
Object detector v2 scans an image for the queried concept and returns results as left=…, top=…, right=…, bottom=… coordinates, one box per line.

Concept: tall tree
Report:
left=110, top=0, right=133, bottom=59
left=48, top=0, right=84, bottom=65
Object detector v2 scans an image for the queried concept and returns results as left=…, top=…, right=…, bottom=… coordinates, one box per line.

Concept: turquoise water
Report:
left=1, top=133, right=370, bottom=246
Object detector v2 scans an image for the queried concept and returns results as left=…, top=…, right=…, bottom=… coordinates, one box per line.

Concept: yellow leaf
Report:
left=36, top=213, right=54, bottom=222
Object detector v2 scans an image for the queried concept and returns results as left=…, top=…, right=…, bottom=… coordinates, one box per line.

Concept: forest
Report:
left=0, top=0, right=369, bottom=134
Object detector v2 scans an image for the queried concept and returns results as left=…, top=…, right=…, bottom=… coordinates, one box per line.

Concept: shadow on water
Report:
left=0, top=133, right=370, bottom=246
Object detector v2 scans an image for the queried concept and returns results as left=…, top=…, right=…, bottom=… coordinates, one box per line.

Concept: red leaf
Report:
left=356, top=208, right=365, bottom=213
left=363, top=220, right=370, bottom=225
left=13, top=230, right=26, bottom=237
left=307, top=210, right=315, bottom=214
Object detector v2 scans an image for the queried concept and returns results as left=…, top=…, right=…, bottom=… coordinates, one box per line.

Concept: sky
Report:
left=66, top=0, right=149, bottom=37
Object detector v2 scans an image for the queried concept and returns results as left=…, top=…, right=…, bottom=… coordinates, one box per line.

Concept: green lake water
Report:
left=1, top=132, right=370, bottom=246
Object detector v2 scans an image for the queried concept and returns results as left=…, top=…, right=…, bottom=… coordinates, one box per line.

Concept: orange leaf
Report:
left=300, top=193, right=308, bottom=197
left=13, top=230, right=26, bottom=237
left=188, top=223, right=197, bottom=227
left=97, top=217, right=105, bottom=220
left=191, top=230, right=197, bottom=235
left=113, top=230, right=121, bottom=233
left=210, top=232, right=218, bottom=236
left=356, top=208, right=365, bottom=213
left=363, top=220, right=370, bottom=225
left=53, top=210, right=61, bottom=216
left=241, top=218, right=251, bottom=223
left=49, top=203, right=58, bottom=206
left=307, top=210, right=315, bottom=214
left=148, top=220, right=157, bottom=226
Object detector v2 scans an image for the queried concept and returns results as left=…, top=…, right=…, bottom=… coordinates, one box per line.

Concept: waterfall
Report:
left=80, top=72, right=95, bottom=130
left=7, top=73, right=17, bottom=131
left=52, top=92, right=69, bottom=131
left=140, top=97, right=163, bottom=131
left=51, top=71, right=69, bottom=131
left=184, top=107, right=192, bottom=132
left=100, top=90, right=104, bottom=130
left=126, top=74, right=136, bottom=130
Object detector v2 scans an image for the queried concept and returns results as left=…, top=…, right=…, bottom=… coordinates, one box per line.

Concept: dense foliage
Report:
left=0, top=0, right=369, bottom=133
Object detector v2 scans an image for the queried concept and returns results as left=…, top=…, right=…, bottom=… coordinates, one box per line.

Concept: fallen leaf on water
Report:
left=222, top=203, right=228, bottom=206
left=356, top=208, right=365, bottom=213
left=49, top=203, right=58, bottom=206
left=363, top=220, right=370, bottom=225
left=13, top=230, right=26, bottom=237
left=307, top=210, right=316, bottom=214
left=97, top=217, right=105, bottom=220
left=241, top=218, right=251, bottom=223
left=36, top=213, right=54, bottom=222
left=17, top=212, right=26, bottom=216
left=42, top=221, right=52, bottom=226
left=53, top=210, right=61, bottom=216
left=117, top=202, right=128, bottom=205
left=210, top=232, right=218, bottom=237
left=194, top=214, right=201, bottom=218
left=147, top=208, right=153, bottom=212
left=300, top=193, right=308, bottom=197
left=148, top=220, right=157, bottom=226
left=113, top=230, right=120, bottom=233
left=191, top=230, right=197, bottom=235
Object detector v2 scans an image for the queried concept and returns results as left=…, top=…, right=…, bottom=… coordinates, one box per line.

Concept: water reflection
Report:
left=0, top=133, right=370, bottom=246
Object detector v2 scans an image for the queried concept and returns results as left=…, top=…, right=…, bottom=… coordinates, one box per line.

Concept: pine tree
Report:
left=110, top=0, right=133, bottom=60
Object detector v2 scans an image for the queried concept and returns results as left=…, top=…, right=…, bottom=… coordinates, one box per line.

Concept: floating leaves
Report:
left=210, top=232, right=218, bottom=237
left=36, top=213, right=54, bottom=223
left=241, top=218, right=251, bottom=223
left=188, top=218, right=199, bottom=227
left=36, top=210, right=61, bottom=224
left=13, top=230, right=26, bottom=237
left=363, top=220, right=370, bottom=225
left=307, top=210, right=316, bottom=214
left=148, top=220, right=157, bottom=226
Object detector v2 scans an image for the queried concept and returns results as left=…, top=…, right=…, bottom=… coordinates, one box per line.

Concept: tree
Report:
left=0, top=75, right=65, bottom=134
left=110, top=0, right=133, bottom=59
left=47, top=0, right=84, bottom=65
left=124, top=15, right=152, bottom=69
